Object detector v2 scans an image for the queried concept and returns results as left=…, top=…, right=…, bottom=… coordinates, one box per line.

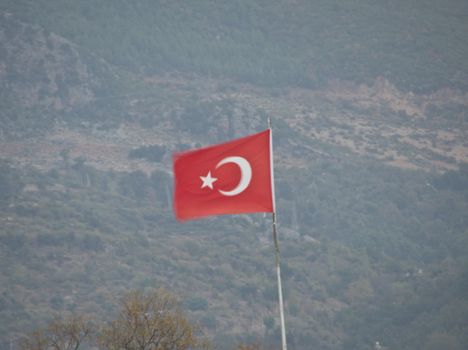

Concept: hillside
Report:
left=2, top=0, right=468, bottom=92
left=1, top=2, right=468, bottom=350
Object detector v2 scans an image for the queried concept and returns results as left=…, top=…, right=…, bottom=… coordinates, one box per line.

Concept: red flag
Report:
left=173, top=129, right=275, bottom=220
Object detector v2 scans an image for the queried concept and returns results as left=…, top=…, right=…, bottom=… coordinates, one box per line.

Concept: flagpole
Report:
left=268, top=118, right=287, bottom=350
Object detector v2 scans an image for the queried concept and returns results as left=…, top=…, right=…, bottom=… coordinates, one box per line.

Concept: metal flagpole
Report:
left=268, top=118, right=288, bottom=350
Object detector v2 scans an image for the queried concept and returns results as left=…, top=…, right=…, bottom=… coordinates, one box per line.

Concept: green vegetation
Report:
left=129, top=145, right=167, bottom=163
left=1, top=1, right=467, bottom=349
left=1, top=154, right=467, bottom=349
left=2, top=0, right=467, bottom=92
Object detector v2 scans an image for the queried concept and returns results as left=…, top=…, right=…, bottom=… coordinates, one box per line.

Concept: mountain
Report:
left=2, top=0, right=468, bottom=92
left=0, top=2, right=467, bottom=350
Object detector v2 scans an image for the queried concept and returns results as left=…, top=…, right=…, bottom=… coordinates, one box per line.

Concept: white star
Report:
left=200, top=171, right=217, bottom=190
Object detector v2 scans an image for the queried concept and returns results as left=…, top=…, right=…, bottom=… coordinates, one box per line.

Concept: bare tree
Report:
left=236, top=344, right=262, bottom=350
left=99, top=289, right=210, bottom=350
left=19, top=315, right=94, bottom=350
left=235, top=342, right=273, bottom=350
left=18, top=330, right=49, bottom=350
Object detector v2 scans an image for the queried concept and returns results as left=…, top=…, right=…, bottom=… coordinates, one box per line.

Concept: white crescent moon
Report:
left=216, top=156, right=252, bottom=196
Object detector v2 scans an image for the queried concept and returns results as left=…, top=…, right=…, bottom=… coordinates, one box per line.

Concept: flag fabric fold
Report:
left=173, top=129, right=275, bottom=221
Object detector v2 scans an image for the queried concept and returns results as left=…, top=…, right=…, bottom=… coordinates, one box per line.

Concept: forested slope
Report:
left=2, top=0, right=468, bottom=91
left=1, top=155, right=468, bottom=349
left=0, top=1, right=467, bottom=349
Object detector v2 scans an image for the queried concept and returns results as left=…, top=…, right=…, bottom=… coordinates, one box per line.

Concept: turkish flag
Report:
left=173, top=129, right=275, bottom=220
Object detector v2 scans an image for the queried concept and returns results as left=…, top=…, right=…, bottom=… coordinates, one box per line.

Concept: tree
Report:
left=99, top=289, right=209, bottom=350
left=235, top=342, right=273, bottom=350
left=19, top=315, right=94, bottom=350
left=236, top=344, right=261, bottom=350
